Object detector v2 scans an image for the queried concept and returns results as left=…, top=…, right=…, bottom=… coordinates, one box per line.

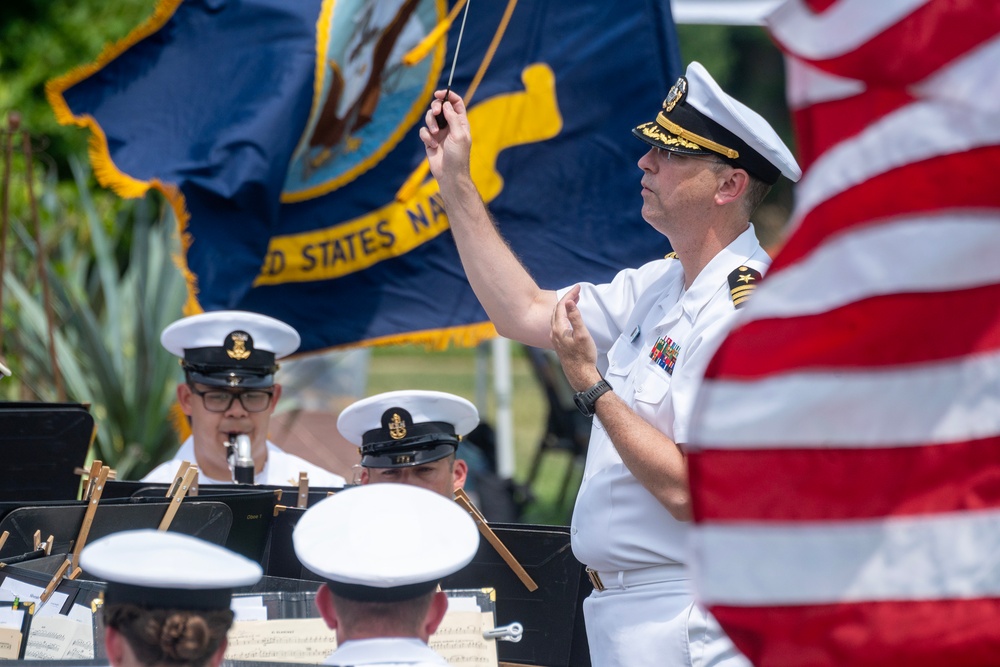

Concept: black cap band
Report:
left=359, top=410, right=460, bottom=468
left=324, top=580, right=438, bottom=602
left=104, top=583, right=233, bottom=611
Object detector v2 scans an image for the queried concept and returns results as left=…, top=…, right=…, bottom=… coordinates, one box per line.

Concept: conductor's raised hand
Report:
left=419, top=90, right=471, bottom=182
left=550, top=286, right=601, bottom=391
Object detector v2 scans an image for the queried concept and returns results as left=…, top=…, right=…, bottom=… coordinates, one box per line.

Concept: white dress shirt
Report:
left=322, top=638, right=448, bottom=666
left=142, top=437, right=346, bottom=487
left=566, top=224, right=770, bottom=571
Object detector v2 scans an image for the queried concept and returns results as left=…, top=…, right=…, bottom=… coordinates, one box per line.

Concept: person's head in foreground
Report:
left=292, top=484, right=479, bottom=649
left=337, top=390, right=479, bottom=497
left=81, top=529, right=262, bottom=667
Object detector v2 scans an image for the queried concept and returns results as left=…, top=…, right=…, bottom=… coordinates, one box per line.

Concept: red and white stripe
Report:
left=687, top=1, right=1000, bottom=665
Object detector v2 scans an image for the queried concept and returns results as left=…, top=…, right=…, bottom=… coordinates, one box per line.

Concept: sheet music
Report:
left=225, top=618, right=336, bottom=663
left=226, top=600, right=497, bottom=666
left=231, top=595, right=268, bottom=622
left=0, top=608, right=25, bottom=631
left=23, top=613, right=94, bottom=660
left=0, top=579, right=69, bottom=616
left=429, top=611, right=498, bottom=667
left=0, top=627, right=21, bottom=660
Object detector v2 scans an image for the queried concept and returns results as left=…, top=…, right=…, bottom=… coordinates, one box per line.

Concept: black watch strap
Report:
left=573, top=379, right=612, bottom=417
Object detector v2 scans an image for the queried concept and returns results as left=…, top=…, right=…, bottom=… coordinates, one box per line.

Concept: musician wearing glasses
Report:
left=142, top=310, right=346, bottom=487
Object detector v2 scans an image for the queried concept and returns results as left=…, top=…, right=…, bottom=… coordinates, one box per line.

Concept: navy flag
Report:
left=48, top=0, right=681, bottom=352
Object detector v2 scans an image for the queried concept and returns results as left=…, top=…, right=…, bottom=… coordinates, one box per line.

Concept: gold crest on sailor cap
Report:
left=728, top=266, right=762, bottom=310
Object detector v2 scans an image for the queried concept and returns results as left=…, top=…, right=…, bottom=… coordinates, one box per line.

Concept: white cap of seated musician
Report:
left=337, top=390, right=479, bottom=469
left=292, top=484, right=479, bottom=601
left=81, top=529, right=262, bottom=610
left=161, top=310, right=300, bottom=389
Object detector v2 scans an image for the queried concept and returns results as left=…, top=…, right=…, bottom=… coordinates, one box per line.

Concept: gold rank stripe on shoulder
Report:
left=727, top=265, right=763, bottom=309
left=664, top=251, right=678, bottom=259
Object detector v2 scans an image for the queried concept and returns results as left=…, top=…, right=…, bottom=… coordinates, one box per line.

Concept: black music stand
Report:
left=0, top=501, right=232, bottom=558
left=442, top=523, right=592, bottom=667
left=0, top=403, right=94, bottom=502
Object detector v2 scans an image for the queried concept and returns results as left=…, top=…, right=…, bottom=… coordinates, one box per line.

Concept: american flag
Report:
left=686, top=1, right=1000, bottom=665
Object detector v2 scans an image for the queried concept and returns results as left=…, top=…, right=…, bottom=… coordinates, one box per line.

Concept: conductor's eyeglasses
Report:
left=655, top=147, right=724, bottom=165
left=189, top=386, right=274, bottom=413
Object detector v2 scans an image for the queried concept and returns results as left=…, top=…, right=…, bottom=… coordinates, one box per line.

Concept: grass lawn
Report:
left=368, top=343, right=583, bottom=525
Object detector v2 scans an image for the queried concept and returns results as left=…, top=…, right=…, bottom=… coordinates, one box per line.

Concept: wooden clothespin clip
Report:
left=454, top=488, right=538, bottom=592
left=0, top=530, right=8, bottom=553
left=273, top=504, right=288, bottom=517
left=84, top=460, right=103, bottom=499
left=40, top=559, right=72, bottom=604
left=158, top=465, right=198, bottom=531
left=167, top=462, right=192, bottom=497
left=67, top=567, right=82, bottom=581
left=71, top=465, right=109, bottom=571
left=297, top=472, right=309, bottom=508
left=43, top=535, right=54, bottom=556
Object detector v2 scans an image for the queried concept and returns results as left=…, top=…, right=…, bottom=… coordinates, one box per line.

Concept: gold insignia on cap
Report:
left=227, top=332, right=251, bottom=360
left=638, top=123, right=701, bottom=151
left=655, top=114, right=740, bottom=160
left=388, top=413, right=407, bottom=440
left=728, top=265, right=762, bottom=309
left=663, top=76, right=687, bottom=113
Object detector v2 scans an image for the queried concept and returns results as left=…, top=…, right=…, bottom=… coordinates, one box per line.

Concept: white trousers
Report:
left=583, top=575, right=750, bottom=667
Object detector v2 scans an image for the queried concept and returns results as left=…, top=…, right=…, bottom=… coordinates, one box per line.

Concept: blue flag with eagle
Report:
left=48, top=0, right=681, bottom=352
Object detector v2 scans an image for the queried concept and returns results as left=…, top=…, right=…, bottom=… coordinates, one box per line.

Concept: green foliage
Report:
left=1, top=156, right=186, bottom=478
left=0, top=0, right=158, bottom=170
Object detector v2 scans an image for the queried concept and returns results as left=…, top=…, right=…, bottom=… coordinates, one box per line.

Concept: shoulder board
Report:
left=664, top=251, right=678, bottom=260
left=728, top=265, right=762, bottom=309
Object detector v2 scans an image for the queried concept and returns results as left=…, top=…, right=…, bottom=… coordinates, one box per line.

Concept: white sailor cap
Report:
left=337, top=390, right=479, bottom=469
left=293, top=484, right=478, bottom=601
left=81, top=529, right=262, bottom=610
left=633, top=61, right=801, bottom=184
left=161, top=310, right=300, bottom=388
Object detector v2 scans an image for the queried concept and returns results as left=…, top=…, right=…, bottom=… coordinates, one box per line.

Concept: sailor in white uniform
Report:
left=421, top=61, right=801, bottom=666
left=293, top=484, right=479, bottom=666
left=81, top=529, right=262, bottom=667
left=336, top=390, right=478, bottom=497
left=142, top=310, right=345, bottom=487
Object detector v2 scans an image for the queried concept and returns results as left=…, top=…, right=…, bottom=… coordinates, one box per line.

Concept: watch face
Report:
left=574, top=392, right=594, bottom=417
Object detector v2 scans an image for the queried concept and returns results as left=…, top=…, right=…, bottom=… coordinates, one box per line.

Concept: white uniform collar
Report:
left=680, top=223, right=763, bottom=319
left=325, top=637, right=446, bottom=665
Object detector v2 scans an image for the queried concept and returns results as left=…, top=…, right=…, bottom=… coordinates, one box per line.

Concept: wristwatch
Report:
left=573, top=379, right=612, bottom=417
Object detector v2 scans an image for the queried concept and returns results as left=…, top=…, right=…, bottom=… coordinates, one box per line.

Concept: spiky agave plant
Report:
left=2, top=156, right=187, bottom=478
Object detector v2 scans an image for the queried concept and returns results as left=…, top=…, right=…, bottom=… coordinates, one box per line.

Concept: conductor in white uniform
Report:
left=143, top=310, right=345, bottom=487
left=293, top=484, right=479, bottom=666
left=420, top=61, right=801, bottom=666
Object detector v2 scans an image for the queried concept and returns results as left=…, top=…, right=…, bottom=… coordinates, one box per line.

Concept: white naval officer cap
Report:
left=337, top=390, right=479, bottom=469
left=81, top=529, right=262, bottom=610
left=292, top=484, right=479, bottom=602
left=633, top=61, right=801, bottom=184
left=161, top=310, right=300, bottom=389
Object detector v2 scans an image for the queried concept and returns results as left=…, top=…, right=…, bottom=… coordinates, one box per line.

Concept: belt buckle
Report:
left=586, top=568, right=605, bottom=592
